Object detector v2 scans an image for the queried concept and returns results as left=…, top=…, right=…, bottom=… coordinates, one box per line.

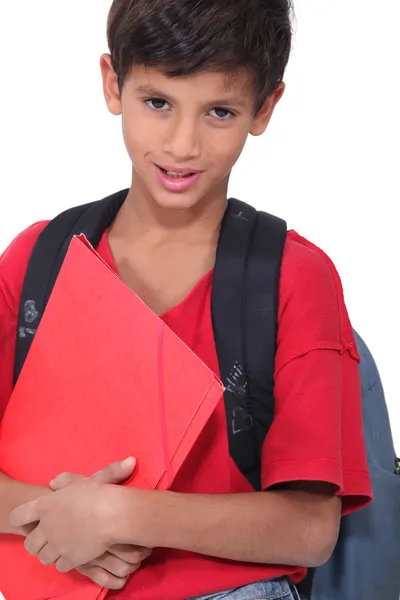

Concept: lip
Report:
left=154, top=164, right=202, bottom=193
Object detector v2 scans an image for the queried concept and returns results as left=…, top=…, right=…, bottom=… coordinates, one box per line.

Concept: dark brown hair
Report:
left=107, top=0, right=293, bottom=113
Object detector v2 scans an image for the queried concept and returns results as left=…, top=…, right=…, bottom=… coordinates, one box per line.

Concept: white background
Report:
left=0, top=1, right=398, bottom=450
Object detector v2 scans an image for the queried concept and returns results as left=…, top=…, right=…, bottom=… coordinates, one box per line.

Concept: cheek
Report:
left=121, top=111, right=161, bottom=162
left=207, top=128, right=248, bottom=171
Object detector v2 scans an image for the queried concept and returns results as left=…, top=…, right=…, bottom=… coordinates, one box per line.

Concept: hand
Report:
left=76, top=544, right=152, bottom=590
left=18, top=488, right=53, bottom=538
left=10, top=458, right=146, bottom=576
left=50, top=460, right=153, bottom=590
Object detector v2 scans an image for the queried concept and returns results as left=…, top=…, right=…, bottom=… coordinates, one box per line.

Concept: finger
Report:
left=24, top=527, right=48, bottom=556
left=77, top=565, right=128, bottom=590
left=55, top=556, right=74, bottom=573
left=21, top=522, right=39, bottom=537
left=49, top=472, right=85, bottom=491
left=108, top=544, right=153, bottom=563
left=11, top=501, right=41, bottom=528
left=38, top=543, right=61, bottom=566
left=92, top=552, right=139, bottom=578
left=91, top=457, right=136, bottom=485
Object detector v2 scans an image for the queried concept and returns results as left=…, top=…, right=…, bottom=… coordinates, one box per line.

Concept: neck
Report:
left=110, top=171, right=229, bottom=246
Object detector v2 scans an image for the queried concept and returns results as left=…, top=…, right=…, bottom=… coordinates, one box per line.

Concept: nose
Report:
left=163, top=115, right=201, bottom=162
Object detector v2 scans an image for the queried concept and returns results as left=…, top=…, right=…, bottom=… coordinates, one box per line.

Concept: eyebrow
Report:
left=135, top=84, right=247, bottom=108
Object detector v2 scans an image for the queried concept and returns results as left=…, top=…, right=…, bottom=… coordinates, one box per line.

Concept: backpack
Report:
left=14, top=190, right=400, bottom=600
left=312, top=330, right=400, bottom=599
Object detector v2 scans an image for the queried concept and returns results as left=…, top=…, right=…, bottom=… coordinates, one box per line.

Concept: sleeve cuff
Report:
left=262, top=458, right=344, bottom=494
left=339, top=468, right=373, bottom=515
left=262, top=459, right=373, bottom=516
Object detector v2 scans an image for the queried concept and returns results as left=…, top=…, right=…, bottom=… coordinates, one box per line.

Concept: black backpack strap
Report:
left=14, top=189, right=129, bottom=385
left=212, top=199, right=258, bottom=486
left=244, top=210, right=287, bottom=471
left=212, top=198, right=287, bottom=491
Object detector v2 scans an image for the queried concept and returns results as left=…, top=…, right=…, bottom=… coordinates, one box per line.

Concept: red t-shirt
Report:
left=0, top=222, right=373, bottom=600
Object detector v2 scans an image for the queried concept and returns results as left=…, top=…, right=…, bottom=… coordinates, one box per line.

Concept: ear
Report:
left=100, top=53, right=122, bottom=116
left=250, top=82, right=285, bottom=136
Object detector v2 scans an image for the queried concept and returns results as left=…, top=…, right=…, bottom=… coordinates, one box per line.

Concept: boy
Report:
left=0, top=1, right=373, bottom=599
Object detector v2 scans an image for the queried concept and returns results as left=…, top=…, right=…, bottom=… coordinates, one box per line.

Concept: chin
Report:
left=151, top=189, right=206, bottom=211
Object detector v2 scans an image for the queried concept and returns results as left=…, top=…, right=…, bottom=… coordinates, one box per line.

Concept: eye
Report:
left=145, top=98, right=170, bottom=111
left=209, top=107, right=235, bottom=120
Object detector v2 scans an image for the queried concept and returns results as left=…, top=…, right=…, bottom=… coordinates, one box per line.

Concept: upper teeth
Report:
left=166, top=170, right=189, bottom=178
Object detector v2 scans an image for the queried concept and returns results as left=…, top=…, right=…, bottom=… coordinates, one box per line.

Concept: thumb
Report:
left=91, top=457, right=136, bottom=485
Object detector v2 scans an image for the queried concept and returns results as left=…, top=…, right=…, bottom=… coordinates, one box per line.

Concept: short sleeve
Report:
left=261, top=232, right=373, bottom=514
left=0, top=222, right=49, bottom=419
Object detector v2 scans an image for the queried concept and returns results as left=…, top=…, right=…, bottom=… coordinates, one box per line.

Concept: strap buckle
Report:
left=395, top=457, right=400, bottom=476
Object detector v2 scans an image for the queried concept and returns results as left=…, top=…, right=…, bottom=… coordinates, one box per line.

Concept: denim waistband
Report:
left=189, top=576, right=300, bottom=600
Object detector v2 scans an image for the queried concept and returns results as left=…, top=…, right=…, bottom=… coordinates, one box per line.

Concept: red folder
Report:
left=0, top=235, right=223, bottom=600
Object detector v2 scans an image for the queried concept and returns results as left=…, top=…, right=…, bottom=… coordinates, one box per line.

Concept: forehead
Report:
left=127, top=65, right=255, bottom=105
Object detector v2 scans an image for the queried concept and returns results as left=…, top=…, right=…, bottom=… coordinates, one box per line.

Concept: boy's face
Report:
left=101, top=57, right=284, bottom=211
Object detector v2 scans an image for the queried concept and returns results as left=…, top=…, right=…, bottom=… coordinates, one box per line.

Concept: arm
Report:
left=118, top=481, right=341, bottom=568
left=10, top=476, right=341, bottom=572
left=0, top=472, right=50, bottom=535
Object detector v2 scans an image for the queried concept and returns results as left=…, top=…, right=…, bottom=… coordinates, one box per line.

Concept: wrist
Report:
left=112, top=486, right=166, bottom=548
left=1, top=481, right=52, bottom=537
left=110, top=486, right=148, bottom=546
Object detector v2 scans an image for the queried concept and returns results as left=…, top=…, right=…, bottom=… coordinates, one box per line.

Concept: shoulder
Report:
left=280, top=230, right=348, bottom=315
left=0, top=221, right=50, bottom=314
left=276, top=230, right=358, bottom=370
left=281, top=230, right=341, bottom=290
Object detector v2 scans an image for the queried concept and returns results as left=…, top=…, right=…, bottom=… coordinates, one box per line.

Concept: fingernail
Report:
left=122, top=457, right=135, bottom=467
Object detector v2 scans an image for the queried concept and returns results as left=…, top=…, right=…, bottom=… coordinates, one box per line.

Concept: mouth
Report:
left=159, top=168, right=195, bottom=179
left=156, top=165, right=203, bottom=178
left=154, top=164, right=203, bottom=192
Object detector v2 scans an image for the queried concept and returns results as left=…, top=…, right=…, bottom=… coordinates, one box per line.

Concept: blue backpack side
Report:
left=312, top=330, right=400, bottom=600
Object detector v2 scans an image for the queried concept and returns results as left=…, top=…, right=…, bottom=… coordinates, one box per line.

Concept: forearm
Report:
left=0, top=472, right=50, bottom=535
left=121, top=487, right=341, bottom=568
